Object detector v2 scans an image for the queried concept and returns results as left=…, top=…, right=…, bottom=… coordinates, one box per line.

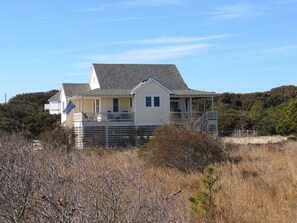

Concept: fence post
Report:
left=105, top=121, right=109, bottom=147
left=135, top=126, right=138, bottom=147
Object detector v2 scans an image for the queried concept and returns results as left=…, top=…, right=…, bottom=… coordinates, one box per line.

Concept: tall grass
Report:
left=1, top=134, right=296, bottom=222
left=82, top=143, right=297, bottom=222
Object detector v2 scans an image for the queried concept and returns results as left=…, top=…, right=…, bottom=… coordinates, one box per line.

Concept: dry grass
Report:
left=214, top=142, right=297, bottom=222
left=1, top=134, right=296, bottom=222
left=77, top=142, right=297, bottom=222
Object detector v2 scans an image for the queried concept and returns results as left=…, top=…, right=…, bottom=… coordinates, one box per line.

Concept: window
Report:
left=145, top=96, right=160, bottom=108
left=113, top=98, right=119, bottom=112
left=154, top=96, right=160, bottom=107
left=145, top=96, right=152, bottom=107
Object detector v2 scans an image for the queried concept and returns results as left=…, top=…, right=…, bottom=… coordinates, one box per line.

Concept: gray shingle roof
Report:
left=172, top=89, right=216, bottom=97
left=48, top=91, right=61, bottom=101
left=93, top=64, right=189, bottom=90
left=62, top=83, right=90, bottom=97
left=62, top=64, right=216, bottom=98
left=81, top=89, right=131, bottom=97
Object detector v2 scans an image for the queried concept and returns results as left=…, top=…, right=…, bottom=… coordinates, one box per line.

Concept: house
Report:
left=44, top=91, right=61, bottom=114
left=60, top=64, right=218, bottom=149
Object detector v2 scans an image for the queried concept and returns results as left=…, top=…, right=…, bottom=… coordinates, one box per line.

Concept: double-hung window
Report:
left=145, top=96, right=152, bottom=107
left=145, top=96, right=160, bottom=108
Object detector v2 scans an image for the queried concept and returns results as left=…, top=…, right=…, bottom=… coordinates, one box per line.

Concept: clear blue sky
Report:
left=1, top=0, right=297, bottom=103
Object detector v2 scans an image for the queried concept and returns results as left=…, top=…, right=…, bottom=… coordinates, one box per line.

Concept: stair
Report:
left=193, top=111, right=218, bottom=133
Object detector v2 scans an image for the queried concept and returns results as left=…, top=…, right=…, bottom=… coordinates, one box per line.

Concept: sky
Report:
left=1, top=0, right=297, bottom=103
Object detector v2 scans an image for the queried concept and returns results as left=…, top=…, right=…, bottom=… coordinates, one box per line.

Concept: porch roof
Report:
left=171, top=89, right=216, bottom=97
left=70, top=88, right=216, bottom=98
left=62, top=83, right=90, bottom=98
left=80, top=89, right=131, bottom=97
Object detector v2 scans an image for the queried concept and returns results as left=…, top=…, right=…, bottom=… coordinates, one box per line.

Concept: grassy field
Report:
left=81, top=141, right=297, bottom=222
left=1, top=135, right=296, bottom=222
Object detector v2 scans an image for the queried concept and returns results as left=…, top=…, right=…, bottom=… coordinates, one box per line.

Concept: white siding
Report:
left=89, top=66, right=100, bottom=90
left=48, top=101, right=61, bottom=114
left=134, top=81, right=170, bottom=126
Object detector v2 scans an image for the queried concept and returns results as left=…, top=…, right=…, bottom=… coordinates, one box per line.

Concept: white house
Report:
left=44, top=91, right=61, bottom=114
left=59, top=64, right=218, bottom=149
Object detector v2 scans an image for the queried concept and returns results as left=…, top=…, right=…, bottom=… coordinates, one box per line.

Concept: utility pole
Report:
left=5, top=93, right=7, bottom=104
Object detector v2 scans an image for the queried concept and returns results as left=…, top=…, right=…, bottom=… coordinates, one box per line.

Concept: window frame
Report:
left=145, top=96, right=161, bottom=108
left=153, top=96, right=160, bottom=107
left=145, top=96, right=152, bottom=107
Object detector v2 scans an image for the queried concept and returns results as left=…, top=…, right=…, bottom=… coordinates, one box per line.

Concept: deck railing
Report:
left=74, top=112, right=134, bottom=122
left=170, top=111, right=205, bottom=122
left=170, top=111, right=218, bottom=133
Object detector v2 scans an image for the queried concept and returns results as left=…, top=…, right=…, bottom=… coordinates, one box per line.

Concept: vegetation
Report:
left=189, top=165, right=221, bottom=219
left=0, top=90, right=59, bottom=138
left=139, top=125, right=226, bottom=172
left=1, top=133, right=296, bottom=222
left=216, top=85, right=297, bottom=135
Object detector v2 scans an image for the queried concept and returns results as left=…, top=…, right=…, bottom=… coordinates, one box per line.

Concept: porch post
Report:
left=211, top=96, right=214, bottom=111
left=203, top=98, right=206, bottom=112
left=81, top=96, right=84, bottom=113
left=190, top=97, right=192, bottom=118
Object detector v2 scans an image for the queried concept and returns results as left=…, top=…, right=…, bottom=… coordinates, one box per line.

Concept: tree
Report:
left=276, top=98, right=297, bottom=135
left=189, top=165, right=221, bottom=219
left=0, top=90, right=60, bottom=138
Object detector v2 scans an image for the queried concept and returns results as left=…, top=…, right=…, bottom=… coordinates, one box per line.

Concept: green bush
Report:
left=189, top=165, right=221, bottom=218
left=139, top=125, right=226, bottom=172
left=287, top=135, right=297, bottom=141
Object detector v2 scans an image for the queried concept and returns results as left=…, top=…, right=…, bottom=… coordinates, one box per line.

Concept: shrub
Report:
left=139, top=125, right=226, bottom=172
left=39, top=125, right=75, bottom=151
left=287, top=135, right=297, bottom=141
left=0, top=134, right=186, bottom=223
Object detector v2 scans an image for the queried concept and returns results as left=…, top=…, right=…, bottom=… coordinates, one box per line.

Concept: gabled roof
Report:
left=48, top=91, right=61, bottom=101
left=93, top=64, right=188, bottom=90
left=131, top=78, right=173, bottom=94
left=62, top=83, right=90, bottom=97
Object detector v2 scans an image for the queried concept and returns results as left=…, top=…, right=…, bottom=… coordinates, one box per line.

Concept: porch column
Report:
left=81, top=96, right=84, bottom=113
left=203, top=98, right=206, bottom=112
left=190, top=97, right=192, bottom=118
left=211, top=96, right=214, bottom=111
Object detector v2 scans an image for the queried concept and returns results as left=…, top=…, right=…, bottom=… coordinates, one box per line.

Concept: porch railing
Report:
left=170, top=111, right=218, bottom=133
left=73, top=112, right=134, bottom=122
left=170, top=112, right=204, bottom=122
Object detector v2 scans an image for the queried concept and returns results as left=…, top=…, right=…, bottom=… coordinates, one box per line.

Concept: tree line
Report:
left=215, top=85, right=297, bottom=135
left=0, top=90, right=60, bottom=138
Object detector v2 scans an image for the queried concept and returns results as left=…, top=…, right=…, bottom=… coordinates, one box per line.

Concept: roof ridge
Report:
left=92, top=63, right=176, bottom=66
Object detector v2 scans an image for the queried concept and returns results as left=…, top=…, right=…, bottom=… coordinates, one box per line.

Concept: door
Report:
left=93, top=99, right=100, bottom=113
left=113, top=98, right=119, bottom=112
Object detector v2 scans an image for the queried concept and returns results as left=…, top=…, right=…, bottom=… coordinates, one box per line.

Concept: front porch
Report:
left=73, top=111, right=134, bottom=123
left=70, top=95, right=217, bottom=127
